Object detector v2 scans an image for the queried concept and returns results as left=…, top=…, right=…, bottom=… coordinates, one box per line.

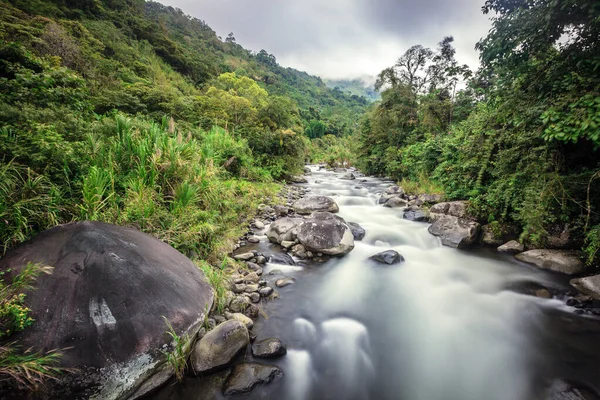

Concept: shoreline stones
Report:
left=223, top=363, right=283, bottom=396
left=514, top=249, right=585, bottom=275
left=498, top=240, right=524, bottom=254
left=427, top=201, right=480, bottom=249
left=190, top=320, right=249, bottom=374
left=292, top=195, right=339, bottom=214
left=570, top=274, right=600, bottom=299
left=266, top=217, right=300, bottom=243
left=251, top=338, right=287, bottom=358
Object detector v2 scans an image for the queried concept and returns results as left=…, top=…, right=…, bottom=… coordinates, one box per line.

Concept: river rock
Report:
left=244, top=272, right=260, bottom=283
left=383, top=197, right=408, bottom=208
left=274, top=205, right=290, bottom=216
left=419, top=193, right=443, bottom=204
left=347, top=222, right=366, bottom=241
left=223, top=363, right=283, bottom=396
left=288, top=175, right=308, bottom=184
left=515, top=250, right=585, bottom=275
left=570, top=274, right=600, bottom=299
left=430, top=201, right=469, bottom=219
left=266, top=217, right=299, bottom=244
left=292, top=195, right=339, bottom=214
left=276, top=277, right=296, bottom=287
left=234, top=252, right=255, bottom=261
left=303, top=166, right=311, bottom=174
left=228, top=313, right=254, bottom=329
left=254, top=220, right=265, bottom=230
left=340, top=173, right=356, bottom=180
left=0, top=221, right=214, bottom=400
left=498, top=240, right=524, bottom=254
left=259, top=286, right=274, bottom=297
left=190, top=320, right=249, bottom=374
left=267, top=252, right=296, bottom=265
left=370, top=250, right=405, bottom=265
left=251, top=338, right=287, bottom=358
left=247, top=236, right=260, bottom=243
left=428, top=214, right=480, bottom=248
left=385, top=185, right=405, bottom=196
left=403, top=210, right=428, bottom=222
left=297, top=212, right=355, bottom=256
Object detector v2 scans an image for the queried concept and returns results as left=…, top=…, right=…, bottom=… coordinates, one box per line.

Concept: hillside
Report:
left=325, top=78, right=380, bottom=102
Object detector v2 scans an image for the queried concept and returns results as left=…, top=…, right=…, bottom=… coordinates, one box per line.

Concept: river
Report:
left=150, top=166, right=600, bottom=400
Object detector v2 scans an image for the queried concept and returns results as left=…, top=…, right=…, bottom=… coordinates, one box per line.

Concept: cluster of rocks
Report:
left=265, top=196, right=355, bottom=257
left=190, top=319, right=286, bottom=396
left=376, top=183, right=600, bottom=306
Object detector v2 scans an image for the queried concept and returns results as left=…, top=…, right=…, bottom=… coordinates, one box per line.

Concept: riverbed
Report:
left=150, top=166, right=600, bottom=400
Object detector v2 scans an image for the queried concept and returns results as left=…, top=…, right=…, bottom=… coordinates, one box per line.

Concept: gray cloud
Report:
left=157, top=0, right=492, bottom=81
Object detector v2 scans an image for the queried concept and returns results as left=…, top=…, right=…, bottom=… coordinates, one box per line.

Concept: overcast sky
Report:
left=158, top=0, right=493, bottom=82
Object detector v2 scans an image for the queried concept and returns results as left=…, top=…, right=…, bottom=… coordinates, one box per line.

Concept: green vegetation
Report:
left=357, top=1, right=600, bottom=265
left=161, top=317, right=192, bottom=383
left=0, top=0, right=369, bottom=389
left=0, top=263, right=62, bottom=390
left=325, top=78, right=380, bottom=102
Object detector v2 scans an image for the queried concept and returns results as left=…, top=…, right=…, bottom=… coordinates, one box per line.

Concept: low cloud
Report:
left=158, top=0, right=492, bottom=80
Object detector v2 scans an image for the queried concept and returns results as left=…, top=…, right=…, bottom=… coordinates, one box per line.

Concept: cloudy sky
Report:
left=158, top=0, right=493, bottom=82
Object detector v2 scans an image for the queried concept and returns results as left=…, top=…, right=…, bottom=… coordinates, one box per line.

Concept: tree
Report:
left=225, top=32, right=236, bottom=44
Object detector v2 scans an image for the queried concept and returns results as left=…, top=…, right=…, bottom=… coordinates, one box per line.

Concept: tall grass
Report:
left=399, top=172, right=445, bottom=196
left=0, top=263, right=63, bottom=390
left=0, top=163, right=61, bottom=254
left=160, top=317, right=191, bottom=383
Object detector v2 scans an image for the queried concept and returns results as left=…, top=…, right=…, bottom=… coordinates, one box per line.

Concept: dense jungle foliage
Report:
left=357, top=0, right=600, bottom=265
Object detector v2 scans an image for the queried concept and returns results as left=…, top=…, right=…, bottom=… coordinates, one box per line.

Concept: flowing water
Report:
left=151, top=167, right=600, bottom=400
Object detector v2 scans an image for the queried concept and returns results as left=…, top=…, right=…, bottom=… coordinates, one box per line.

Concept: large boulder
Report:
left=515, top=250, right=585, bottom=275
left=347, top=222, right=366, bottom=241
left=297, top=212, right=355, bottom=256
left=292, top=196, right=339, bottom=214
left=265, top=217, right=300, bottom=244
left=428, top=214, right=480, bottom=248
left=190, top=320, right=249, bottom=374
left=385, top=185, right=405, bottom=196
left=570, top=274, right=600, bottom=300
left=0, top=221, right=214, bottom=400
left=403, top=210, right=428, bottom=222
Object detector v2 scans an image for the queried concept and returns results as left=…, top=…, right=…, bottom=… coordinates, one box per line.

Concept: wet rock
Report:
left=244, top=272, right=260, bottom=283
left=229, top=296, right=251, bottom=313
left=229, top=312, right=254, bottom=329
left=244, top=284, right=259, bottom=293
left=232, top=283, right=246, bottom=294
left=247, top=262, right=262, bottom=271
left=234, top=252, right=255, bottom=261
left=515, top=250, right=585, bottom=275
left=340, top=173, right=356, bottom=180
left=281, top=240, right=295, bottom=249
left=403, top=209, right=428, bottom=222
left=247, top=236, right=260, bottom=243
left=266, top=217, right=300, bottom=244
left=223, top=363, right=283, bottom=396
left=268, top=252, right=296, bottom=265
left=268, top=269, right=283, bottom=276
left=276, top=277, right=296, bottom=287
left=428, top=214, right=480, bottom=248
left=0, top=221, right=213, bottom=399
left=274, top=205, right=290, bottom=216
left=545, top=380, right=600, bottom=400
left=383, top=197, right=408, bottom=208
left=293, top=195, right=339, bottom=214
left=570, top=274, right=600, bottom=299
left=370, top=250, right=405, bottom=265
left=254, top=220, right=265, bottom=230
left=251, top=338, right=287, bottom=358
left=498, top=240, right=524, bottom=254
left=190, top=320, right=249, bottom=374
left=347, top=222, right=366, bottom=241
left=297, top=212, right=355, bottom=256
left=247, top=292, right=261, bottom=303
left=303, top=166, right=312, bottom=174
left=255, top=256, right=267, bottom=265
left=259, top=287, right=274, bottom=297
left=315, top=179, right=323, bottom=184
left=292, top=243, right=307, bottom=259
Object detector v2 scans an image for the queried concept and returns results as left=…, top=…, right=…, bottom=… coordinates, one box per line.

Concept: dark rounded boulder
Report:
left=223, top=363, right=283, bottom=396
left=251, top=338, right=287, bottom=358
left=0, top=221, right=214, bottom=400
left=370, top=250, right=405, bottom=265
left=297, top=212, right=355, bottom=256
left=347, top=222, right=366, bottom=241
